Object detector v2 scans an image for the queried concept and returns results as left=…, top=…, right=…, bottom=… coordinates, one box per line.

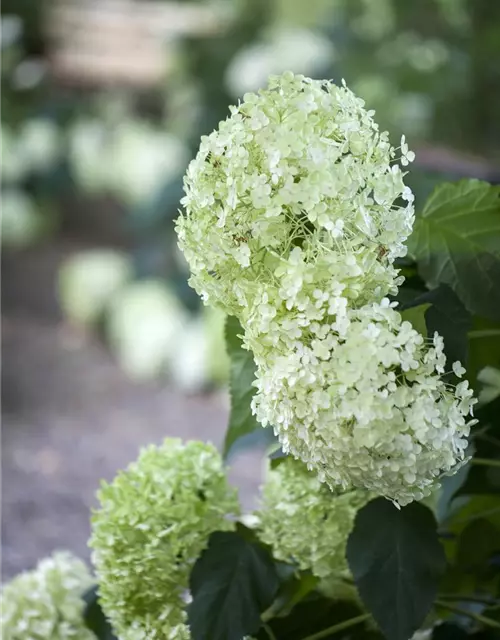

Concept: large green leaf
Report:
left=346, top=498, right=446, bottom=640
left=223, top=316, right=275, bottom=458
left=188, top=531, right=279, bottom=640
left=408, top=180, right=500, bottom=321
left=455, top=517, right=500, bottom=577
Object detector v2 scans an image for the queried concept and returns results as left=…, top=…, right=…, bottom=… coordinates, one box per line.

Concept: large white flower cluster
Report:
left=89, top=438, right=240, bottom=640
left=177, top=71, right=476, bottom=505
left=258, top=457, right=370, bottom=578
left=177, top=71, right=414, bottom=317
left=1, top=552, right=95, bottom=640
left=252, top=300, right=474, bottom=505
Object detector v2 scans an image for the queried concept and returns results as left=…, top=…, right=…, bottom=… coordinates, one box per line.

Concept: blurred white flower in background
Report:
left=107, top=280, right=186, bottom=381
left=69, top=119, right=189, bottom=205
left=225, top=28, right=334, bottom=97
left=16, top=119, right=61, bottom=171
left=1, top=15, right=22, bottom=49
left=171, top=307, right=229, bottom=392
left=58, top=250, right=132, bottom=326
left=477, top=367, right=500, bottom=405
left=68, top=119, right=110, bottom=194
left=352, top=76, right=432, bottom=138
left=171, top=317, right=210, bottom=392
left=378, top=33, right=450, bottom=73
left=109, top=122, right=189, bottom=205
left=1, top=190, right=42, bottom=248
left=2, top=125, right=27, bottom=183
left=352, top=0, right=395, bottom=41
left=2, top=120, right=61, bottom=182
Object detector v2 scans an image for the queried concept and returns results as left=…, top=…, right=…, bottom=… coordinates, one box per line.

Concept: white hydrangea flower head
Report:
left=252, top=300, right=476, bottom=506
left=1, top=552, right=95, bottom=640
left=89, top=438, right=240, bottom=639
left=177, top=71, right=414, bottom=317
left=258, top=457, right=370, bottom=578
left=176, top=70, right=475, bottom=507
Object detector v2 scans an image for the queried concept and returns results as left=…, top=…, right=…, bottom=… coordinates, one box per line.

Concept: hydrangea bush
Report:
left=3, top=72, right=500, bottom=640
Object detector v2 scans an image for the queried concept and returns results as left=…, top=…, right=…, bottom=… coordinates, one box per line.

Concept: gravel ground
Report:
left=1, top=244, right=264, bottom=580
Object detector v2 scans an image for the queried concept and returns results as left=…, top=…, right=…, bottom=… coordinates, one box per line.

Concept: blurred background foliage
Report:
left=2, top=0, right=500, bottom=390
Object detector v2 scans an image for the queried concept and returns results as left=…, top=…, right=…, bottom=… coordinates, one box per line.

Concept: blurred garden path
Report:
left=1, top=242, right=263, bottom=580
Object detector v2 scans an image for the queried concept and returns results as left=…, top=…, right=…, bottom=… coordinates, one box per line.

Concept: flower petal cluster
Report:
left=258, top=457, right=370, bottom=578
left=177, top=71, right=476, bottom=505
left=177, top=71, right=414, bottom=317
left=1, top=552, right=95, bottom=640
left=89, top=439, right=239, bottom=639
left=252, top=300, right=475, bottom=506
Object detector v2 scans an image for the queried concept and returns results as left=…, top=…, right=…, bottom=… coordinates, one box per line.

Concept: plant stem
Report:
left=470, top=458, right=500, bottom=469
left=300, top=613, right=371, bottom=640
left=435, top=599, right=500, bottom=629
left=262, top=622, right=278, bottom=640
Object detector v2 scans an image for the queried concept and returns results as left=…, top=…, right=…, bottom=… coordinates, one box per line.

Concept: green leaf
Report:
left=346, top=498, right=447, bottom=640
left=408, top=179, right=500, bottom=321
left=456, top=518, right=500, bottom=577
left=188, top=530, right=280, bottom=640
left=400, top=285, right=472, bottom=366
left=401, top=304, right=431, bottom=337
left=82, top=585, right=118, bottom=640
left=223, top=316, right=275, bottom=458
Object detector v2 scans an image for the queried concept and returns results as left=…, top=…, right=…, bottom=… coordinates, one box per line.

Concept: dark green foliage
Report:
left=400, top=284, right=472, bottom=366
left=223, top=315, right=277, bottom=458
left=408, top=180, right=500, bottom=321
left=188, top=531, right=279, bottom=640
left=82, top=586, right=118, bottom=640
left=347, top=499, right=446, bottom=640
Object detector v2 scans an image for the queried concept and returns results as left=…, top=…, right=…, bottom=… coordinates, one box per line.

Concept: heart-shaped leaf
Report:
left=188, top=530, right=279, bottom=640
left=408, top=179, right=500, bottom=321
left=347, top=498, right=446, bottom=640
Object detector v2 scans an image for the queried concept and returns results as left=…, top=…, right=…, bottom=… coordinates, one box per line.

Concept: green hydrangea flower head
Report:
left=1, top=551, right=95, bottom=640
left=89, top=438, right=240, bottom=639
left=257, top=457, right=370, bottom=578
left=177, top=71, right=414, bottom=319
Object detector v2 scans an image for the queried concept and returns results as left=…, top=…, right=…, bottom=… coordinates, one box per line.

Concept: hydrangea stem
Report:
left=299, top=613, right=371, bottom=640
left=470, top=457, right=500, bottom=469
left=435, top=599, right=500, bottom=629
